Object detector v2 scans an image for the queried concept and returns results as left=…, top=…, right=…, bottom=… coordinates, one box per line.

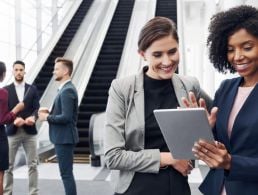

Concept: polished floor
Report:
left=11, top=163, right=209, bottom=195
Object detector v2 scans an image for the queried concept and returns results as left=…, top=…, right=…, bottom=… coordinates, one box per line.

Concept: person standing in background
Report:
left=4, top=60, right=40, bottom=195
left=38, top=57, right=79, bottom=195
left=0, top=61, right=24, bottom=195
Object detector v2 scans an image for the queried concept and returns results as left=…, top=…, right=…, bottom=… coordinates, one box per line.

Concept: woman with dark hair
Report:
left=0, top=62, right=24, bottom=194
left=104, top=16, right=212, bottom=195
left=191, top=5, right=258, bottom=195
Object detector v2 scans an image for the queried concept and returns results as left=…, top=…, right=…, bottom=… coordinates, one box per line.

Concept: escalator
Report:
left=33, top=0, right=93, bottom=97
left=155, top=0, right=177, bottom=22
left=156, top=0, right=177, bottom=74
left=75, top=0, right=135, bottom=156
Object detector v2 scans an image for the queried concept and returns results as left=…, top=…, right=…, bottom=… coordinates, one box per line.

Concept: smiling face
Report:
left=53, top=62, right=68, bottom=82
left=13, top=64, right=25, bottom=83
left=227, top=28, right=258, bottom=86
left=139, top=35, right=179, bottom=80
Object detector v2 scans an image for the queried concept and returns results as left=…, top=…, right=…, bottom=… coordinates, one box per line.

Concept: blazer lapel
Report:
left=24, top=84, right=29, bottom=94
left=23, top=83, right=30, bottom=101
left=220, top=78, right=241, bottom=145
left=230, top=80, right=258, bottom=142
left=134, top=71, right=145, bottom=130
left=10, top=83, right=19, bottom=103
left=172, top=74, right=188, bottom=107
left=51, top=81, right=70, bottom=113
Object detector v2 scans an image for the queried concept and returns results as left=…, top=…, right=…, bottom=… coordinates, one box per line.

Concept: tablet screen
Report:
left=154, top=108, right=214, bottom=159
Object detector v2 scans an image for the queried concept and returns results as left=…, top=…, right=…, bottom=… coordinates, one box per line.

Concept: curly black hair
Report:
left=207, top=5, right=258, bottom=73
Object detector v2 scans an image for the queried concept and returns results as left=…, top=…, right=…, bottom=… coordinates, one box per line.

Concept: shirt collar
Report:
left=58, top=79, right=71, bottom=91
left=14, top=81, right=25, bottom=87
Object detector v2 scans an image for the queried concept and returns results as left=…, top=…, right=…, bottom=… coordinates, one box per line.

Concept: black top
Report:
left=144, top=73, right=179, bottom=151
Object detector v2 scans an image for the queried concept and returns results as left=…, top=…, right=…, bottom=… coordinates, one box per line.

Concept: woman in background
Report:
left=104, top=16, right=212, bottom=195
left=192, top=5, right=258, bottom=195
left=0, top=62, right=24, bottom=194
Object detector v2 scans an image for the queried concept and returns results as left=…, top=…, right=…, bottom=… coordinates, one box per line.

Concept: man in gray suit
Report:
left=38, top=57, right=78, bottom=195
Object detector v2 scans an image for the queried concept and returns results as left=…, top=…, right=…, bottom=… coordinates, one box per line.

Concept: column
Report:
left=15, top=0, right=22, bottom=59
left=52, top=0, right=58, bottom=33
left=36, top=0, right=42, bottom=55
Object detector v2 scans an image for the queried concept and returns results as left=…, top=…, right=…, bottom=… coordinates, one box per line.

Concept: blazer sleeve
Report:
left=104, top=79, right=160, bottom=173
left=225, top=155, right=258, bottom=182
left=47, top=88, right=76, bottom=124
left=0, top=89, right=16, bottom=124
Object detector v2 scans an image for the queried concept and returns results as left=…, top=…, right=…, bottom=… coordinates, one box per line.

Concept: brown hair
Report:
left=138, top=16, right=178, bottom=52
left=13, top=60, right=25, bottom=68
left=55, top=57, right=73, bottom=76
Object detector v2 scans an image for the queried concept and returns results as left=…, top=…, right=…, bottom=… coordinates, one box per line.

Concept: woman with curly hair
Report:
left=192, top=5, right=258, bottom=195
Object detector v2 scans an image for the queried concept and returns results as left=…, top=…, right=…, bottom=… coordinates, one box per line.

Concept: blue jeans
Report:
left=55, top=144, right=77, bottom=195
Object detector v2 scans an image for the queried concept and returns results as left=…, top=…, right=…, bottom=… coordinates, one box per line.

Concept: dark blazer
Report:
left=200, top=77, right=258, bottom=195
left=47, top=81, right=79, bottom=144
left=4, top=83, right=40, bottom=136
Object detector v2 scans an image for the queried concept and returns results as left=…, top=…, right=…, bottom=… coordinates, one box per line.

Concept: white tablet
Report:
left=153, top=108, right=214, bottom=160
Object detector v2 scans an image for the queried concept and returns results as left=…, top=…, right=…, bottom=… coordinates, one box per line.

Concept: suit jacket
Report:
left=199, top=77, right=258, bottom=195
left=47, top=81, right=79, bottom=144
left=104, top=67, right=212, bottom=193
left=4, top=83, right=39, bottom=136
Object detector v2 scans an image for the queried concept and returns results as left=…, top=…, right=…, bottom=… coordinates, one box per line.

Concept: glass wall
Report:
left=0, top=0, right=76, bottom=86
left=0, top=0, right=16, bottom=82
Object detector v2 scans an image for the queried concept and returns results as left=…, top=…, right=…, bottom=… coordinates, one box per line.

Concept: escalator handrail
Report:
left=89, top=0, right=157, bottom=160
left=72, top=0, right=119, bottom=104
left=116, top=0, right=157, bottom=79
left=36, top=0, right=119, bottom=154
left=26, top=0, right=83, bottom=85
left=89, top=113, right=97, bottom=157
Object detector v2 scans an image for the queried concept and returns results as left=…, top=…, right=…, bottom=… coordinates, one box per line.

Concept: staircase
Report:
left=155, top=0, right=177, bottom=22
left=75, top=0, right=135, bottom=156
left=33, top=0, right=93, bottom=97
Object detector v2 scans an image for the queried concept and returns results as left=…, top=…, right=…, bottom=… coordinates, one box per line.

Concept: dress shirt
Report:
left=14, top=81, right=25, bottom=102
left=58, top=79, right=71, bottom=91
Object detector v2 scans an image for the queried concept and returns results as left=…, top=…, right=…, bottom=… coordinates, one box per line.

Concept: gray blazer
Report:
left=104, top=68, right=212, bottom=193
left=47, top=81, right=79, bottom=144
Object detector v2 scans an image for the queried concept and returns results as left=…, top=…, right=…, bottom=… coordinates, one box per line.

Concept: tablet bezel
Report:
left=154, top=108, right=214, bottom=160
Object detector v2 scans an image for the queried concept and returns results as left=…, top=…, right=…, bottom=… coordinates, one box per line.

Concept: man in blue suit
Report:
left=38, top=57, right=79, bottom=195
left=4, top=60, right=39, bottom=195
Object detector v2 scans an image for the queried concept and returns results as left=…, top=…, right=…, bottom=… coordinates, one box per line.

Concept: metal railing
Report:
left=88, top=0, right=157, bottom=167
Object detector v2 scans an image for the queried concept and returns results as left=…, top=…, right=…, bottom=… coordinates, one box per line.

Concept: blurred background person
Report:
left=0, top=61, right=24, bottom=195
left=4, top=60, right=40, bottom=195
left=38, top=57, right=78, bottom=195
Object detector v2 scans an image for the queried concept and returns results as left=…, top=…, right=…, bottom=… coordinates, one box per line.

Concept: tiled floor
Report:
left=11, top=163, right=207, bottom=195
